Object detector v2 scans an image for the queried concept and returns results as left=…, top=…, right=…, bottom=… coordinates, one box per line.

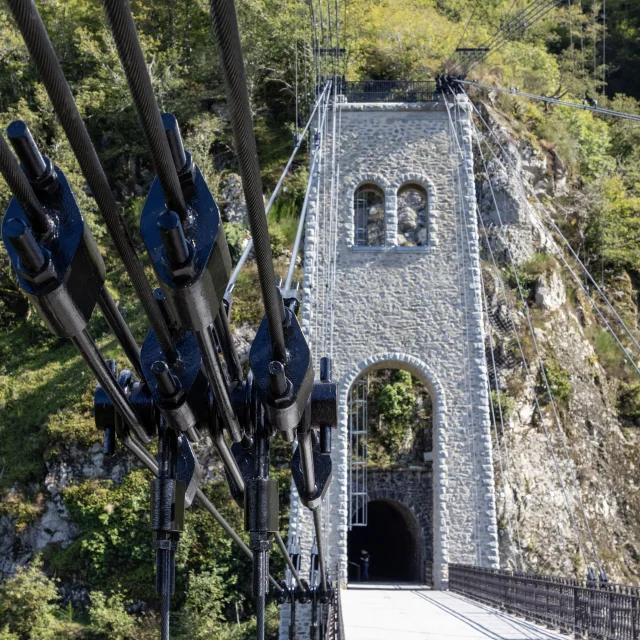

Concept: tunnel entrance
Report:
left=347, top=499, right=422, bottom=583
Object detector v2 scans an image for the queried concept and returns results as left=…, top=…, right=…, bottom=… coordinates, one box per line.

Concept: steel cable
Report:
left=208, top=0, right=286, bottom=362
left=102, top=0, right=188, bottom=220
left=6, top=0, right=178, bottom=363
left=0, top=133, right=49, bottom=235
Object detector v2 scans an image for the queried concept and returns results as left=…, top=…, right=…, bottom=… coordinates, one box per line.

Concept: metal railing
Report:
left=343, top=80, right=438, bottom=103
left=449, top=564, right=640, bottom=639
left=326, top=576, right=346, bottom=640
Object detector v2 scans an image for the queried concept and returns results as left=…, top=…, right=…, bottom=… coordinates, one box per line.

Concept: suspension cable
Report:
left=455, top=92, right=602, bottom=573
left=480, top=264, right=524, bottom=569
left=468, top=98, right=640, bottom=372
left=456, top=78, right=640, bottom=122
left=6, top=0, right=178, bottom=364
left=103, top=0, right=188, bottom=220
left=0, top=133, right=49, bottom=235
left=447, top=97, right=591, bottom=571
left=208, top=0, right=286, bottom=363
left=228, top=82, right=331, bottom=290
left=284, top=83, right=331, bottom=289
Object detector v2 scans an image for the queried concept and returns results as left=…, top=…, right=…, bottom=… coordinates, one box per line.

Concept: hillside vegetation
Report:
left=1, top=0, right=640, bottom=637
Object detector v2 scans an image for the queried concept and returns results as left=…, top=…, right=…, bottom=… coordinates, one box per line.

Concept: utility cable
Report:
left=102, top=0, right=188, bottom=220
left=208, top=0, right=287, bottom=362
left=471, top=109, right=604, bottom=565
left=6, top=0, right=178, bottom=364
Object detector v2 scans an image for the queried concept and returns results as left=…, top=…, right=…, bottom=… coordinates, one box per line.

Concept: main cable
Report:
left=0, top=132, right=49, bottom=235
left=208, top=0, right=286, bottom=363
left=6, top=0, right=178, bottom=364
left=102, top=0, right=188, bottom=220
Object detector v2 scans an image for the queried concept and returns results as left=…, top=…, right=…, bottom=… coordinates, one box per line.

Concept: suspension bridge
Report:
left=1, top=0, right=640, bottom=639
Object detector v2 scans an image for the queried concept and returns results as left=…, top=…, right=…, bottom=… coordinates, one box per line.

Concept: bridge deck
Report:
left=342, top=585, right=571, bottom=640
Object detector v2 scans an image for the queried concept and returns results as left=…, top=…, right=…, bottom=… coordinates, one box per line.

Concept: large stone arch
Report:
left=339, top=352, right=450, bottom=588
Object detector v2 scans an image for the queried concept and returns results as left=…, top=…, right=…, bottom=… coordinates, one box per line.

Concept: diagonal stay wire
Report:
left=468, top=98, right=640, bottom=376
left=446, top=89, right=592, bottom=572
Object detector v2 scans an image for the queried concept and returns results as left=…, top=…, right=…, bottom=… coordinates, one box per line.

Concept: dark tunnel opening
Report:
left=347, top=499, right=422, bottom=583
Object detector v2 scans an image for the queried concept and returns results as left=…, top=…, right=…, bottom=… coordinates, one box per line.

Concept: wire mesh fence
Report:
left=343, top=80, right=438, bottom=103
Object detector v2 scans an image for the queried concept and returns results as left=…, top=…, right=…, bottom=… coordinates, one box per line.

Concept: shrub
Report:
left=0, top=558, right=59, bottom=640
left=87, top=591, right=137, bottom=640
left=539, top=361, right=571, bottom=406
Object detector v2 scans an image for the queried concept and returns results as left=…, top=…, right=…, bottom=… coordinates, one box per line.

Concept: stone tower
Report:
left=279, top=93, right=498, bottom=638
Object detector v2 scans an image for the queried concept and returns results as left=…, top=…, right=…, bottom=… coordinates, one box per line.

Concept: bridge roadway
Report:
left=341, top=585, right=571, bottom=640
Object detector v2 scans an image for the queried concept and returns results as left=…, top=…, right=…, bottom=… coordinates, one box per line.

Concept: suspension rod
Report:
left=284, top=85, right=331, bottom=290
left=97, top=288, right=143, bottom=379
left=208, top=0, right=286, bottom=362
left=0, top=133, right=49, bottom=236
left=6, top=0, right=178, bottom=364
left=102, top=0, right=188, bottom=219
left=120, top=433, right=279, bottom=590
left=228, top=81, right=332, bottom=290
left=274, top=532, right=302, bottom=587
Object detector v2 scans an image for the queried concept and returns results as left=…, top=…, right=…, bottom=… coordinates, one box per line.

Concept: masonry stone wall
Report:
left=279, top=97, right=498, bottom=639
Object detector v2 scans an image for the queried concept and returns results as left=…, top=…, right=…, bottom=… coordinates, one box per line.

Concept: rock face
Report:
left=535, top=270, right=566, bottom=311
left=219, top=173, right=248, bottom=224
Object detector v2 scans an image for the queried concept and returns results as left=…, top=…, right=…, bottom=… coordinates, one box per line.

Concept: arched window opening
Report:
left=354, top=183, right=385, bottom=246
left=397, top=183, right=428, bottom=247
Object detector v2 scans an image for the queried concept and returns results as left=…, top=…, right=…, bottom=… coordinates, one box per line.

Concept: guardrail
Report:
left=343, top=80, right=438, bottom=103
left=449, top=564, right=640, bottom=639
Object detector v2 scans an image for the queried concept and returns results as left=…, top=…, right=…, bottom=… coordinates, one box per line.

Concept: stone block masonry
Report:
left=279, top=97, right=498, bottom=639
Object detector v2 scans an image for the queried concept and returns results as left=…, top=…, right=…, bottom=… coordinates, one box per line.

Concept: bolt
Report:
left=269, top=360, right=287, bottom=397
left=7, top=121, right=46, bottom=180
left=152, top=360, right=179, bottom=397
left=5, top=218, right=45, bottom=273
left=158, top=210, right=190, bottom=267
left=161, top=113, right=187, bottom=173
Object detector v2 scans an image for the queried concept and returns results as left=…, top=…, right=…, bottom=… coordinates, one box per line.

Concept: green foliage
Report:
left=617, top=383, right=640, bottom=420
left=0, top=558, right=59, bottom=640
left=87, top=591, right=137, bottom=640
left=539, top=361, right=572, bottom=406
left=491, top=390, right=516, bottom=421
left=224, top=222, right=250, bottom=265
left=376, top=370, right=416, bottom=457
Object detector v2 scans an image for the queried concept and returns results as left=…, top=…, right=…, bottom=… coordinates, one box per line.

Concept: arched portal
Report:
left=348, top=499, right=423, bottom=583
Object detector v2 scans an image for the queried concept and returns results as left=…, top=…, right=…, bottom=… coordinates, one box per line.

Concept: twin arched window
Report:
left=353, top=182, right=429, bottom=247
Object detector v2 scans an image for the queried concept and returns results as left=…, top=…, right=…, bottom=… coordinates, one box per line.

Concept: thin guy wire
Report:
left=467, top=108, right=597, bottom=573
left=457, top=79, right=640, bottom=123
left=468, top=97, right=640, bottom=371
left=470, top=133, right=592, bottom=573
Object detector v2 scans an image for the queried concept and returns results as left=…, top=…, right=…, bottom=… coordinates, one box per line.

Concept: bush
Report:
left=0, top=558, right=59, bottom=640
left=376, top=370, right=415, bottom=456
left=617, top=383, right=640, bottom=419
left=88, top=591, right=137, bottom=640
left=490, top=390, right=516, bottom=421
left=539, top=361, right=571, bottom=406
left=223, top=222, right=250, bottom=265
